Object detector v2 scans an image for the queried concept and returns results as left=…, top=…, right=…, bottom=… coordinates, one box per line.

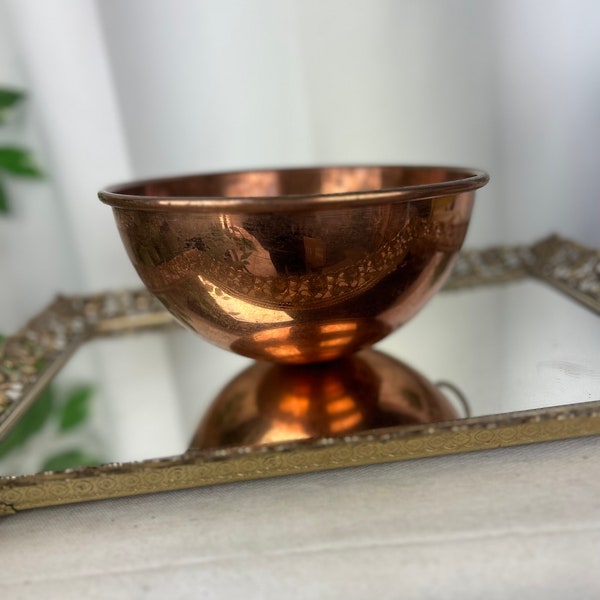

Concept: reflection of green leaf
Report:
left=42, top=449, right=101, bottom=472
left=0, top=181, right=8, bottom=214
left=0, top=89, right=24, bottom=123
left=0, top=147, right=44, bottom=177
left=0, top=386, right=55, bottom=459
left=59, top=385, right=94, bottom=431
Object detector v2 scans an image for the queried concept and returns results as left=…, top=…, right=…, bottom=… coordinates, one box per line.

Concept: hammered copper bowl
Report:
left=99, top=166, right=488, bottom=364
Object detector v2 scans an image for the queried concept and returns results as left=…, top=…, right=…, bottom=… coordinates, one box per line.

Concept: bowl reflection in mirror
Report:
left=191, top=349, right=459, bottom=449
left=99, top=166, right=488, bottom=446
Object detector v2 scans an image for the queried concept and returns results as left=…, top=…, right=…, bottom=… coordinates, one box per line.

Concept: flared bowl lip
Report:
left=98, top=164, right=489, bottom=213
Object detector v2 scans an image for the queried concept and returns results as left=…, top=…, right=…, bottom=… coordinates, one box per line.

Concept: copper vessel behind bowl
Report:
left=99, top=166, right=488, bottom=364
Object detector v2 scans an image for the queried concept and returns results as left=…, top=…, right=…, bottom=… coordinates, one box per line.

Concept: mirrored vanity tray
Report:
left=1, top=235, right=599, bottom=516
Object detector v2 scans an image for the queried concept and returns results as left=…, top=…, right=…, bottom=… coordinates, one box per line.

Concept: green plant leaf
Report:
left=0, top=89, right=25, bottom=123
left=42, top=449, right=101, bottom=472
left=0, top=386, right=55, bottom=459
left=0, top=180, right=9, bottom=214
left=58, top=385, right=94, bottom=431
left=0, top=147, right=44, bottom=177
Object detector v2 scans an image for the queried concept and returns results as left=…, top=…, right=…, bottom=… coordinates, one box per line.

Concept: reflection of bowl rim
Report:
left=98, top=164, right=489, bottom=213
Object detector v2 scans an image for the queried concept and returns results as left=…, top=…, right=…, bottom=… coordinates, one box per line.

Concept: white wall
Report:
left=96, top=0, right=600, bottom=250
left=493, top=0, right=600, bottom=245
left=98, top=0, right=503, bottom=245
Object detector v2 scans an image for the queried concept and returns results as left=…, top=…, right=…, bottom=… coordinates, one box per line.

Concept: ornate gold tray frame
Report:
left=1, top=235, right=599, bottom=516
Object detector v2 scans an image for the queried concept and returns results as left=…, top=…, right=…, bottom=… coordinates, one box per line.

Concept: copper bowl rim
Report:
left=98, top=164, right=489, bottom=213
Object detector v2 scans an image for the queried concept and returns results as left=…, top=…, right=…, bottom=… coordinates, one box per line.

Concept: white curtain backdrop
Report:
left=1, top=0, right=599, bottom=460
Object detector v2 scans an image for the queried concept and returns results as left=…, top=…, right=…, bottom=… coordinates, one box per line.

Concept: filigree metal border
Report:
left=0, top=235, right=598, bottom=515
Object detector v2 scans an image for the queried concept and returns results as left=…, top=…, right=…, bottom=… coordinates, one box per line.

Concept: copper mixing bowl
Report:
left=99, top=166, right=488, bottom=363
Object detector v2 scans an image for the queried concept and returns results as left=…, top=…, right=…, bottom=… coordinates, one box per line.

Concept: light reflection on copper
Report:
left=222, top=171, right=280, bottom=198
left=278, top=395, right=310, bottom=418
left=325, top=396, right=356, bottom=415
left=257, top=421, right=312, bottom=445
left=319, top=336, right=354, bottom=348
left=320, top=167, right=383, bottom=195
left=252, top=326, right=293, bottom=342
left=247, top=320, right=369, bottom=363
left=218, top=214, right=231, bottom=230
left=263, top=345, right=303, bottom=360
left=329, top=412, right=363, bottom=433
left=320, top=322, right=358, bottom=334
left=197, top=274, right=293, bottom=325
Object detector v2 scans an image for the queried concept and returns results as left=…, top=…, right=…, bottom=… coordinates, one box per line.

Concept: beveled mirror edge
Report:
left=0, top=234, right=598, bottom=515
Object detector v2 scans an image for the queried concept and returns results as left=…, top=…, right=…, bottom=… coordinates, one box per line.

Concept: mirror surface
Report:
left=1, top=279, right=598, bottom=477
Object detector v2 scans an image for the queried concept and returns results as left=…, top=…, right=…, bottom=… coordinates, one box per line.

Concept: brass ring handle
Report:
left=435, top=380, right=471, bottom=418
